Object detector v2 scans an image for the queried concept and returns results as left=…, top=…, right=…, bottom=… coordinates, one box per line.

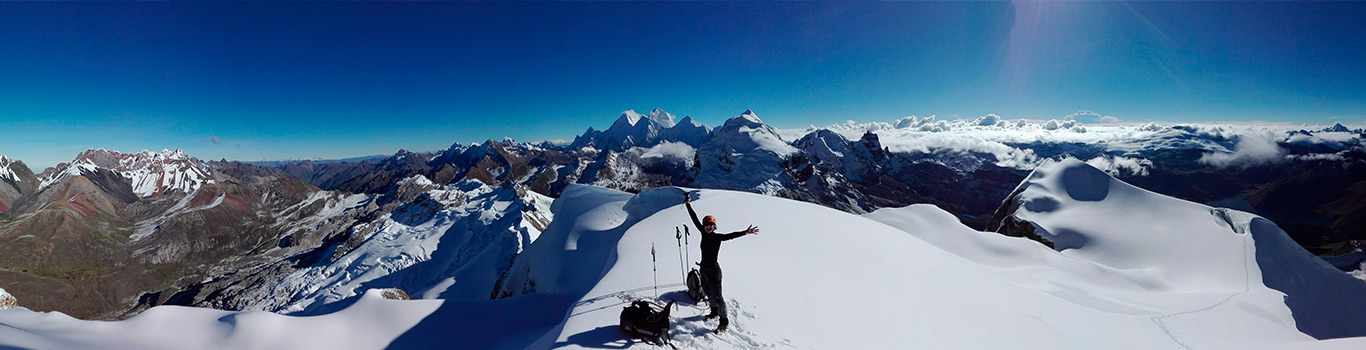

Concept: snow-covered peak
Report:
left=616, top=110, right=646, bottom=127
left=42, top=148, right=214, bottom=198
left=0, top=154, right=19, bottom=182
left=658, top=115, right=711, bottom=147
left=725, top=109, right=764, bottom=128
left=710, top=109, right=797, bottom=157
left=677, top=115, right=705, bottom=128
left=691, top=111, right=800, bottom=194
left=574, top=108, right=685, bottom=151
left=794, top=128, right=852, bottom=162
left=609, top=108, right=675, bottom=130
left=646, top=108, right=676, bottom=128
left=138, top=149, right=189, bottom=160
left=397, top=174, right=435, bottom=188
left=735, top=108, right=765, bottom=125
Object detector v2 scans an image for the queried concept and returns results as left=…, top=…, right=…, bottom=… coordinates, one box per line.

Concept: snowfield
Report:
left=3, top=160, right=1366, bottom=349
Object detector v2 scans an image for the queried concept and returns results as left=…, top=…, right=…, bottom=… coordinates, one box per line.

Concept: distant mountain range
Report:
left=0, top=109, right=1361, bottom=321
left=245, top=155, right=392, bottom=168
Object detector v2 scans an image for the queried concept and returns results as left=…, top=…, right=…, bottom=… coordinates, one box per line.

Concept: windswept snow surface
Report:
left=543, top=185, right=1366, bottom=349
left=4, top=162, right=1366, bottom=349
left=0, top=290, right=438, bottom=350
left=999, top=159, right=1366, bottom=342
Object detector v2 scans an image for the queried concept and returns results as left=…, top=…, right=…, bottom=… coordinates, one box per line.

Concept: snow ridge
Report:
left=247, top=177, right=554, bottom=315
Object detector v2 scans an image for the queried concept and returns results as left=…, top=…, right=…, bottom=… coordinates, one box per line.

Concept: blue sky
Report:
left=1, top=1, right=1363, bottom=171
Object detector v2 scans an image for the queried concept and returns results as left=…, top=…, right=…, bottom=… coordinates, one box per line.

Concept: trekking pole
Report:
left=684, top=225, right=690, bottom=265
left=676, top=227, right=685, bottom=280
left=651, top=243, right=658, bottom=299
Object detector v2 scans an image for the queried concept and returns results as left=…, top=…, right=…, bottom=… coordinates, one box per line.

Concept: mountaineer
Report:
left=684, top=193, right=759, bottom=333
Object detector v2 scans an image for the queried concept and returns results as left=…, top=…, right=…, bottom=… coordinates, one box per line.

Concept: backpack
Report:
left=619, top=299, right=674, bottom=345
left=686, top=266, right=707, bottom=303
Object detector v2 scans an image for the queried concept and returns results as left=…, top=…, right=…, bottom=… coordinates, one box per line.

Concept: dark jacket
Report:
left=686, top=200, right=747, bottom=269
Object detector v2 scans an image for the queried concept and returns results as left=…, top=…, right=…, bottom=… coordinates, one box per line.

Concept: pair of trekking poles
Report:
left=648, top=225, right=705, bottom=304
left=647, top=225, right=695, bottom=298
left=676, top=226, right=690, bottom=282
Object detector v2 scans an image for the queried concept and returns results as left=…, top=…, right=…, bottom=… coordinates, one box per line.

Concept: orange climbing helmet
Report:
left=702, top=215, right=716, bottom=226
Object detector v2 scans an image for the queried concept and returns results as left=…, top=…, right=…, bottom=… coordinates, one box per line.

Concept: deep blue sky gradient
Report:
left=1, top=1, right=1363, bottom=170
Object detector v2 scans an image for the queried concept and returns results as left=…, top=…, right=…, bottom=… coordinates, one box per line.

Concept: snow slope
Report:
left=236, top=176, right=555, bottom=314
left=539, top=188, right=1363, bottom=349
left=0, top=290, right=438, bottom=350
left=3, top=161, right=1366, bottom=349
left=1000, top=158, right=1366, bottom=341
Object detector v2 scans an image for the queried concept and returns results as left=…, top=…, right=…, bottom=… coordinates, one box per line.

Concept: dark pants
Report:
left=701, top=264, right=726, bottom=319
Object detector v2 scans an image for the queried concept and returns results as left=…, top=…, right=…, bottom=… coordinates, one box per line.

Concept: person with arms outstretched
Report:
left=684, top=192, right=759, bottom=333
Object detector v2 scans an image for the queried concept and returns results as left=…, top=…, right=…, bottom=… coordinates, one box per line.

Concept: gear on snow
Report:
left=619, top=299, right=676, bottom=345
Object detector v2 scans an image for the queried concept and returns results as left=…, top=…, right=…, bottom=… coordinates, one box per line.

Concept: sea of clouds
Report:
left=777, top=113, right=1364, bottom=176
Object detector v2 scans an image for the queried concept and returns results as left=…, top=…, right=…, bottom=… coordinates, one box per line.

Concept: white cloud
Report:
left=778, top=119, right=1358, bottom=172
left=1291, top=153, right=1346, bottom=162
left=976, top=114, right=1002, bottom=127
left=1287, top=131, right=1358, bottom=146
left=1044, top=120, right=1061, bottom=130
left=1084, top=155, right=1153, bottom=176
left=1198, top=130, right=1285, bottom=168
left=1065, top=110, right=1121, bottom=124
left=894, top=116, right=919, bottom=128
left=919, top=121, right=952, bottom=132
left=639, top=141, right=696, bottom=160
